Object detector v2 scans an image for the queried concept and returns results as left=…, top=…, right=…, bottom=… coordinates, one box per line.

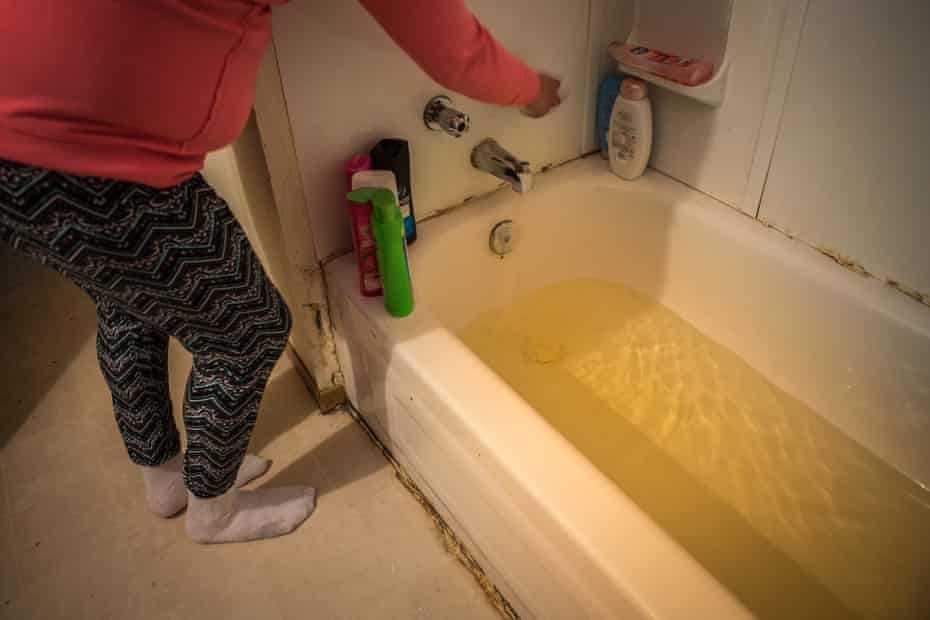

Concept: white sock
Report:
left=185, top=486, right=317, bottom=544
left=141, top=453, right=272, bottom=518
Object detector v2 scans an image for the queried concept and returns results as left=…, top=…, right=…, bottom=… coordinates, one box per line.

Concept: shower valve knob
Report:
left=424, top=95, right=471, bottom=138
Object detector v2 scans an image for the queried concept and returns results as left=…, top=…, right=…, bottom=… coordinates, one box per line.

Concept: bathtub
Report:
left=326, top=155, right=930, bottom=619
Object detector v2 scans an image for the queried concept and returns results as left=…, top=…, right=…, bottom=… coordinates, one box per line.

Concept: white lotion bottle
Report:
left=608, top=79, right=652, bottom=180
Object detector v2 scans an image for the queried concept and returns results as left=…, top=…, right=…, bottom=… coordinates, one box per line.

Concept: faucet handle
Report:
left=424, top=95, right=471, bottom=138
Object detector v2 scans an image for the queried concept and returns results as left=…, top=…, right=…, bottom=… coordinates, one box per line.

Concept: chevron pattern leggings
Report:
left=0, top=158, right=292, bottom=498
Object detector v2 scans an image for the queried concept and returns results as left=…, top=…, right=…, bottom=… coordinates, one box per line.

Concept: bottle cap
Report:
left=621, top=79, right=648, bottom=101
left=345, top=154, right=371, bottom=173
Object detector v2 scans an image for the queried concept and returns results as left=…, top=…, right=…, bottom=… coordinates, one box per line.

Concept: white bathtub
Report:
left=327, top=156, right=930, bottom=619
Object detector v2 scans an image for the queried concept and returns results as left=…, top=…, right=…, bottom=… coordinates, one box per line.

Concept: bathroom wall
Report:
left=631, top=0, right=790, bottom=213
left=604, top=0, right=929, bottom=300
left=632, top=0, right=929, bottom=299
left=757, top=0, right=930, bottom=296
left=270, top=0, right=929, bottom=303
left=271, top=0, right=608, bottom=260
left=271, top=0, right=792, bottom=260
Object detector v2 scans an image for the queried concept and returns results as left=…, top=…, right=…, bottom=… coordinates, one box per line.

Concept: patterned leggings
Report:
left=0, top=158, right=292, bottom=498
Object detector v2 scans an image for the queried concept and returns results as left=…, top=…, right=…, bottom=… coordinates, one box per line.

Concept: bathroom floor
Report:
left=0, top=246, right=499, bottom=620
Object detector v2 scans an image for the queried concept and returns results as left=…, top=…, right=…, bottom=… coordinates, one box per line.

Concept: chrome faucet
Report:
left=470, top=139, right=533, bottom=194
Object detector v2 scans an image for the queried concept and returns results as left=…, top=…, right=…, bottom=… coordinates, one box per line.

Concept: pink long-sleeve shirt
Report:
left=0, top=0, right=540, bottom=188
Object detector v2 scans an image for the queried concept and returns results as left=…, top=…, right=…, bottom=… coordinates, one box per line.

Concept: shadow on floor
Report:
left=247, top=364, right=318, bottom=452
left=0, top=246, right=98, bottom=449
left=259, top=420, right=382, bottom=497
left=225, top=359, right=382, bottom=497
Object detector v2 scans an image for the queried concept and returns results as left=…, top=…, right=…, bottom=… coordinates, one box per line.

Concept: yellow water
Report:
left=459, top=278, right=930, bottom=619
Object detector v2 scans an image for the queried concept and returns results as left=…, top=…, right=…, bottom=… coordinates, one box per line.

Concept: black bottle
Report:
left=371, top=139, right=416, bottom=244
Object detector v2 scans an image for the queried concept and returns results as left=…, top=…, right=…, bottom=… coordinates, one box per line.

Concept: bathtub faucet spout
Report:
left=471, top=139, right=533, bottom=193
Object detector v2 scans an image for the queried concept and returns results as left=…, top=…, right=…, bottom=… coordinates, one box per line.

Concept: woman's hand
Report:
left=522, top=73, right=562, bottom=118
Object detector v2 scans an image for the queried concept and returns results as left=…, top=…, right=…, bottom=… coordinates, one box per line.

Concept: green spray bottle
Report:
left=346, top=188, right=414, bottom=317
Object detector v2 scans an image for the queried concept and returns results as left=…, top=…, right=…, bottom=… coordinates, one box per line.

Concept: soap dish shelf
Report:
left=616, top=58, right=729, bottom=107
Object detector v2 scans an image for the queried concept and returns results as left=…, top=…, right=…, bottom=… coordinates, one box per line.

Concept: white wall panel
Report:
left=273, top=1, right=591, bottom=258
left=759, top=0, right=930, bottom=296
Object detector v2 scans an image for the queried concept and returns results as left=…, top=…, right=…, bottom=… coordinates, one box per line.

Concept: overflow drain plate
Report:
left=489, top=220, right=514, bottom=256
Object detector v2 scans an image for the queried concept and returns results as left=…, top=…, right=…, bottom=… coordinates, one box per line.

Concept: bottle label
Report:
left=398, top=186, right=412, bottom=219
left=612, top=109, right=638, bottom=161
left=630, top=46, right=696, bottom=67
left=361, top=249, right=381, bottom=293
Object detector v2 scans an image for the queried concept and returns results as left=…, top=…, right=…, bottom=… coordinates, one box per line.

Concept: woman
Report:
left=0, top=0, right=560, bottom=544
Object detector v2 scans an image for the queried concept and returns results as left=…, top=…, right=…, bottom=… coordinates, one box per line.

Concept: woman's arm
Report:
left=358, top=0, right=558, bottom=114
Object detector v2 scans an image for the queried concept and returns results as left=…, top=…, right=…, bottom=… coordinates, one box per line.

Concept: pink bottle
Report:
left=344, top=154, right=382, bottom=297
left=608, top=42, right=714, bottom=87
